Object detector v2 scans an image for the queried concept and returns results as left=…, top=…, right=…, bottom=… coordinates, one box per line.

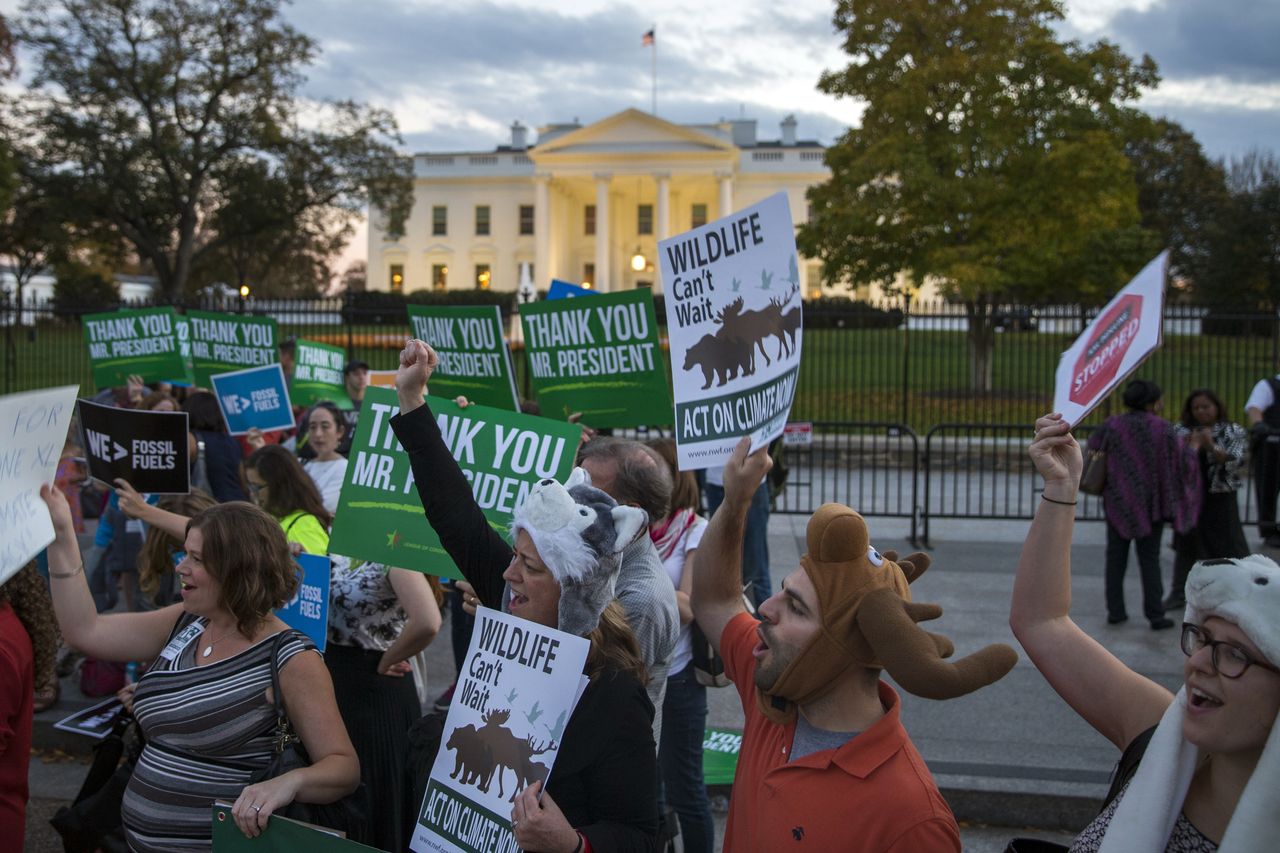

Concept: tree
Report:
left=189, top=159, right=349, bottom=297
left=0, top=164, right=71, bottom=326
left=0, top=14, right=18, bottom=214
left=798, top=0, right=1160, bottom=390
left=1124, top=118, right=1229, bottom=295
left=1198, top=152, right=1280, bottom=312
left=12, top=0, right=412, bottom=301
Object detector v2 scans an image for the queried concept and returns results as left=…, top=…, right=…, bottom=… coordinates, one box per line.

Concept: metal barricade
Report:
left=772, top=422, right=921, bottom=545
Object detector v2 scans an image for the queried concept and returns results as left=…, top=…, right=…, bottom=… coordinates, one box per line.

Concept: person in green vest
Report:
left=245, top=445, right=331, bottom=555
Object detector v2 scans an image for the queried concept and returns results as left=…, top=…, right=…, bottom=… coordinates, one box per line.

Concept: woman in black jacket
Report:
left=391, top=339, right=659, bottom=853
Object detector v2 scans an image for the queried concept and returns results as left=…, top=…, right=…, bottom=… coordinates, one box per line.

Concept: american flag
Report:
left=641, top=28, right=655, bottom=47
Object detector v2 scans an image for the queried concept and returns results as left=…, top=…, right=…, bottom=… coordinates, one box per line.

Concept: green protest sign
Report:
left=328, top=387, right=581, bottom=579
left=520, top=288, right=671, bottom=428
left=702, top=726, right=742, bottom=785
left=83, top=307, right=192, bottom=390
left=187, top=309, right=279, bottom=387
left=291, top=338, right=351, bottom=409
left=211, top=803, right=381, bottom=851
left=406, top=304, right=519, bottom=410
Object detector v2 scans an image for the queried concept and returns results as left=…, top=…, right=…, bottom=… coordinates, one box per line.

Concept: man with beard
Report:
left=691, top=438, right=962, bottom=852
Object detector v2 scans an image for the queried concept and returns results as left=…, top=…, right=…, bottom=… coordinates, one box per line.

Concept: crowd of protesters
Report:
left=1, top=353, right=1277, bottom=853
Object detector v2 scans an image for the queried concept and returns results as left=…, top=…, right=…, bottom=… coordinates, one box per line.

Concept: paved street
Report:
left=27, top=509, right=1246, bottom=851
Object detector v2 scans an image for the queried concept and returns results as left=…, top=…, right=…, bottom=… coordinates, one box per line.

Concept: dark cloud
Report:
left=1106, top=0, right=1280, bottom=83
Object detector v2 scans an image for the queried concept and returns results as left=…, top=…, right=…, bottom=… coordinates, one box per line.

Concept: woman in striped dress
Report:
left=40, top=487, right=358, bottom=851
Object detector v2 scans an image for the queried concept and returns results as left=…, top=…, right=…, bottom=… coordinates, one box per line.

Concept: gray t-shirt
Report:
left=791, top=714, right=859, bottom=762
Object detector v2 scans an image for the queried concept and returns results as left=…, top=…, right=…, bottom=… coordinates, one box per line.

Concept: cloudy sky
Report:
left=264, top=0, right=1279, bottom=161
left=4, top=0, right=1278, bottom=265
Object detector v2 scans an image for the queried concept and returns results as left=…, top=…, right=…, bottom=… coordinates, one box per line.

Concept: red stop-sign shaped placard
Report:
left=1070, top=295, right=1143, bottom=405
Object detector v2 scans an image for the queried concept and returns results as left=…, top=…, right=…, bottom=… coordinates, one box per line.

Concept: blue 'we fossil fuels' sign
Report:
left=659, top=192, right=803, bottom=469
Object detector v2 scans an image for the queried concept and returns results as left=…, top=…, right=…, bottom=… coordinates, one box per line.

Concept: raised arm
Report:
left=389, top=339, right=513, bottom=607
left=40, top=484, right=184, bottom=663
left=692, top=438, right=771, bottom=656
left=1009, top=414, right=1171, bottom=749
left=114, top=478, right=189, bottom=541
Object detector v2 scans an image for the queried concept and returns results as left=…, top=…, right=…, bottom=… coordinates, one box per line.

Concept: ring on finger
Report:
left=252, top=804, right=262, bottom=813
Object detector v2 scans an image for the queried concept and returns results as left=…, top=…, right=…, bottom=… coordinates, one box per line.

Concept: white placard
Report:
left=660, top=192, right=804, bottom=469
left=0, top=385, right=80, bottom=585
left=1053, top=252, right=1168, bottom=426
left=410, top=606, right=590, bottom=853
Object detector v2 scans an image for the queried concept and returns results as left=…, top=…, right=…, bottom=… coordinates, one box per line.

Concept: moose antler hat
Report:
left=758, top=503, right=1019, bottom=724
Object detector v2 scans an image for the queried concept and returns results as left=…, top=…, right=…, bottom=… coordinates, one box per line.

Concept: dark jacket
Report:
left=193, top=430, right=248, bottom=503
left=391, top=402, right=659, bottom=852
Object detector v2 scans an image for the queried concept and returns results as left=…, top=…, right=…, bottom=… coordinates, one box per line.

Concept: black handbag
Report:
left=49, top=709, right=140, bottom=853
left=1080, top=448, right=1107, bottom=495
left=247, top=632, right=369, bottom=839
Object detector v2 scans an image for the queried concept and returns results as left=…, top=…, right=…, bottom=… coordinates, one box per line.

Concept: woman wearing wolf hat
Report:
left=392, top=339, right=659, bottom=853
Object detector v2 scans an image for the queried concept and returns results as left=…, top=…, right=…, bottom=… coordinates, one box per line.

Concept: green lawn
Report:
left=5, top=319, right=1272, bottom=433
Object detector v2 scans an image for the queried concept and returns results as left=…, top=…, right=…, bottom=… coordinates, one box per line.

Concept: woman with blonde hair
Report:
left=137, top=490, right=218, bottom=609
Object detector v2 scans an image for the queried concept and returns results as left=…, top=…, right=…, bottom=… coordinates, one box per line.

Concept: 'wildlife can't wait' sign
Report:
left=660, top=192, right=803, bottom=469
left=411, top=607, right=589, bottom=853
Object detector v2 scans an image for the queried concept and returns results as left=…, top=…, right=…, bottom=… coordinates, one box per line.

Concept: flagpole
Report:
left=651, top=24, right=657, bottom=115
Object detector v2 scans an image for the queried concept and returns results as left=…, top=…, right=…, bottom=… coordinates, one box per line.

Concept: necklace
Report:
left=200, top=626, right=237, bottom=658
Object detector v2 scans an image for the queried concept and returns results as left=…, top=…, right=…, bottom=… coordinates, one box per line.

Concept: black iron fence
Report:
left=2, top=294, right=1270, bottom=537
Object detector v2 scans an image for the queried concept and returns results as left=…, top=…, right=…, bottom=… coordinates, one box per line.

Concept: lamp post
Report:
left=239, top=284, right=250, bottom=314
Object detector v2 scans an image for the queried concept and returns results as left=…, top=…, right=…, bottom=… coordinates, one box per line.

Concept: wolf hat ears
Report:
left=510, top=467, right=648, bottom=637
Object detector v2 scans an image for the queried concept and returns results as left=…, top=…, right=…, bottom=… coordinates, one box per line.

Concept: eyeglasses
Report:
left=1181, top=623, right=1280, bottom=679
left=247, top=482, right=265, bottom=496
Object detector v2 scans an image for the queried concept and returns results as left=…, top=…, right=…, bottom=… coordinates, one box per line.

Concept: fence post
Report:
left=900, top=293, right=911, bottom=428
left=344, top=291, right=355, bottom=361
left=2, top=293, right=13, bottom=394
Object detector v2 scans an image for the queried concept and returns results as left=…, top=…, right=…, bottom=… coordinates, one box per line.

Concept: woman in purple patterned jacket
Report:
left=1086, top=379, right=1201, bottom=630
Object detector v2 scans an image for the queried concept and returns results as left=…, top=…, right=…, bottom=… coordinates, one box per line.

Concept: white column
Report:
left=535, top=174, right=550, bottom=288
left=655, top=173, right=671, bottom=240
left=717, top=171, right=734, bottom=218
left=595, top=173, right=611, bottom=292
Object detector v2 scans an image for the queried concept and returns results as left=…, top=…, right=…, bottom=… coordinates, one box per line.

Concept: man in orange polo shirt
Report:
left=693, top=439, right=962, bottom=852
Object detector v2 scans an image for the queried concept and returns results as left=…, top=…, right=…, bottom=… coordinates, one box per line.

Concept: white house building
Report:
left=366, top=109, right=838, bottom=297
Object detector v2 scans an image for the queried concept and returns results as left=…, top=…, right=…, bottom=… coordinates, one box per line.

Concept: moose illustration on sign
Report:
left=445, top=708, right=557, bottom=802
left=682, top=282, right=800, bottom=389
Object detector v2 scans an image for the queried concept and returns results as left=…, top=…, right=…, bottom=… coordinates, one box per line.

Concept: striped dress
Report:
left=121, top=614, right=316, bottom=852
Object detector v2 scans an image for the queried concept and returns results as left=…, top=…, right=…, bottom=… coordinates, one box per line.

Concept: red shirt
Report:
left=720, top=612, right=960, bottom=852
left=0, top=603, right=34, bottom=849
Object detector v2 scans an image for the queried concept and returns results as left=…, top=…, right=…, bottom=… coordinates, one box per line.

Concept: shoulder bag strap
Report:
left=264, top=631, right=299, bottom=754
